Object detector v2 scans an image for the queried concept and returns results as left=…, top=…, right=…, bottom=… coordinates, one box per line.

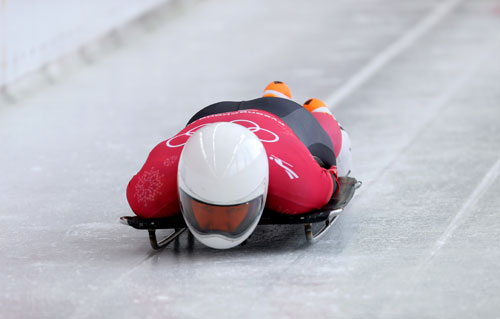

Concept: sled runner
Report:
left=120, top=176, right=361, bottom=250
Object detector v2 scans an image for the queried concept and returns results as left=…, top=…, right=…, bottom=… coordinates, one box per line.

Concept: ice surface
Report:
left=1, top=0, right=500, bottom=318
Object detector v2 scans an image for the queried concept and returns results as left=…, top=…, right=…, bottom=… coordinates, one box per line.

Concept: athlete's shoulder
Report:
left=187, top=97, right=303, bottom=125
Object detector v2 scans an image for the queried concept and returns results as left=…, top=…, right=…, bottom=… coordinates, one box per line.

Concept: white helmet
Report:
left=177, top=122, right=269, bottom=249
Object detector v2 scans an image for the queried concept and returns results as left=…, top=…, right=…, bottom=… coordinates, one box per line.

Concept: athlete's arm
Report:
left=126, top=141, right=182, bottom=219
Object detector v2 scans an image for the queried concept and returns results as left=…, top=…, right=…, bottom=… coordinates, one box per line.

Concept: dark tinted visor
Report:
left=179, top=189, right=264, bottom=238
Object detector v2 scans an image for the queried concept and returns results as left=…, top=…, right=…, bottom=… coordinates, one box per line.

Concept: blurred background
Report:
left=1, top=0, right=500, bottom=318
left=0, top=0, right=166, bottom=87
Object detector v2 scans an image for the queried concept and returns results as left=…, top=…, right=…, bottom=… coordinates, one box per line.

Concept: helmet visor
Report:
left=179, top=189, right=264, bottom=238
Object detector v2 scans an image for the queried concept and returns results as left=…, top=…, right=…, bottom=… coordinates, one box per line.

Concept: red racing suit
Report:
left=127, top=99, right=341, bottom=219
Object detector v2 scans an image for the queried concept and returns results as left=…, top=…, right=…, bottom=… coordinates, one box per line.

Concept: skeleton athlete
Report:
left=127, top=81, right=352, bottom=248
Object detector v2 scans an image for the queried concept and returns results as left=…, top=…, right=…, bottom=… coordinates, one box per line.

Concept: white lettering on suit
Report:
left=269, top=155, right=299, bottom=180
left=166, top=119, right=279, bottom=148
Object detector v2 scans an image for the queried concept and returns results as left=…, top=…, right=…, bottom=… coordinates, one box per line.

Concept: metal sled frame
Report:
left=120, top=177, right=362, bottom=250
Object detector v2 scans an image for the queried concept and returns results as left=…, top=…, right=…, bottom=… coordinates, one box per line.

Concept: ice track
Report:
left=1, top=0, right=500, bottom=318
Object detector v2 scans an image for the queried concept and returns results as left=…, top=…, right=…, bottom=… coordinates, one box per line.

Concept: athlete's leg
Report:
left=303, top=98, right=333, bottom=115
left=302, top=98, right=352, bottom=176
left=303, top=98, right=342, bottom=156
left=262, top=81, right=292, bottom=99
left=187, top=81, right=292, bottom=125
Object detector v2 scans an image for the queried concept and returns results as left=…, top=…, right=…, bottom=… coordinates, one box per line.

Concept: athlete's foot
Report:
left=263, top=81, right=292, bottom=99
left=303, top=98, right=332, bottom=115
